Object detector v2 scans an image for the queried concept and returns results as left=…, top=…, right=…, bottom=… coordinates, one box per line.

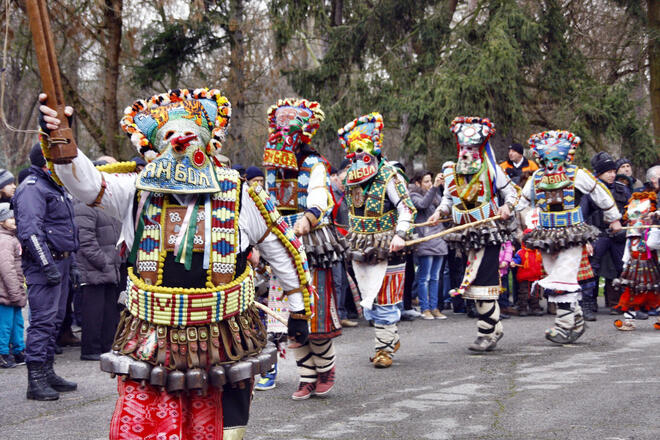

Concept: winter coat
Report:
left=410, top=185, right=448, bottom=256
left=73, top=199, right=122, bottom=286
left=0, top=227, right=26, bottom=307
left=13, top=166, right=79, bottom=284
left=498, top=241, right=514, bottom=277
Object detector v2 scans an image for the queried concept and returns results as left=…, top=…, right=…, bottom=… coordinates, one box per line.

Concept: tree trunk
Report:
left=227, top=0, right=246, bottom=152
left=101, top=0, right=123, bottom=159
left=648, top=0, right=660, bottom=159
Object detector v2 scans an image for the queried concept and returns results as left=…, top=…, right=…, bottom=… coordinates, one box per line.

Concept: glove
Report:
left=287, top=310, right=309, bottom=346
left=43, top=264, right=62, bottom=286
left=70, top=266, right=82, bottom=289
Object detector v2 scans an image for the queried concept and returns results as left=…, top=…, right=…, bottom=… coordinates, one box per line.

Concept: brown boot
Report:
left=547, top=302, right=557, bottom=315
left=516, top=281, right=530, bottom=316
left=605, top=280, right=622, bottom=314
left=370, top=350, right=393, bottom=368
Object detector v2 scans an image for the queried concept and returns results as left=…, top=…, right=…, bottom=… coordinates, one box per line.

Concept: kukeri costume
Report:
left=338, top=113, right=416, bottom=368
left=42, top=89, right=314, bottom=440
left=517, top=130, right=620, bottom=344
left=612, top=191, right=660, bottom=330
left=434, top=117, right=518, bottom=352
left=263, top=98, right=344, bottom=399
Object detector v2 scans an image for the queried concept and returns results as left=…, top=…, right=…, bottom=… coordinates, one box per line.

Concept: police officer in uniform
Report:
left=13, top=144, right=79, bottom=401
left=580, top=152, right=631, bottom=320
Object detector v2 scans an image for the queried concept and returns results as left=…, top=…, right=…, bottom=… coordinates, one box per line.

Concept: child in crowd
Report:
left=511, top=229, right=544, bottom=316
left=498, top=240, right=518, bottom=318
left=0, top=203, right=26, bottom=368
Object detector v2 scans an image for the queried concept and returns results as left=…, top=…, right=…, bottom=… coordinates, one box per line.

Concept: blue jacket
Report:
left=13, top=166, right=79, bottom=276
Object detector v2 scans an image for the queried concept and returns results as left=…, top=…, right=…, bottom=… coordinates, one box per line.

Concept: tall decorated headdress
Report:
left=120, top=88, right=231, bottom=194
left=450, top=116, right=501, bottom=193
left=337, top=112, right=384, bottom=156
left=338, top=113, right=384, bottom=186
left=527, top=130, right=580, bottom=166
left=263, top=98, right=324, bottom=171
left=120, top=88, right=231, bottom=162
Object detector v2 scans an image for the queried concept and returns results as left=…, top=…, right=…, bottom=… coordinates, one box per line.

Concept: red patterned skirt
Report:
left=110, top=378, right=252, bottom=440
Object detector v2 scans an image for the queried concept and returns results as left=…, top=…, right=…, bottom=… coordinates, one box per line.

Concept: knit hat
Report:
left=508, top=143, right=524, bottom=155
left=17, top=168, right=30, bottom=184
left=0, top=202, right=13, bottom=222
left=245, top=166, right=264, bottom=181
left=0, top=169, right=14, bottom=189
left=591, top=151, right=617, bottom=176
left=615, top=157, right=631, bottom=172
left=30, top=143, right=46, bottom=168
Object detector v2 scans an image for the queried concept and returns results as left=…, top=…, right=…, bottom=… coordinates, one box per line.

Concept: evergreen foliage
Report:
left=270, top=0, right=656, bottom=170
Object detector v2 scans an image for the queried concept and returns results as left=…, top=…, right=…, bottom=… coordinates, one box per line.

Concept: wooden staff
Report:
left=26, top=0, right=77, bottom=163
left=405, top=215, right=502, bottom=247
left=253, top=301, right=288, bottom=327
left=620, top=224, right=660, bottom=230
left=411, top=218, right=452, bottom=228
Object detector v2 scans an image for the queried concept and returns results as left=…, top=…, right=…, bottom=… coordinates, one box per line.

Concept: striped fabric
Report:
left=375, top=263, right=406, bottom=306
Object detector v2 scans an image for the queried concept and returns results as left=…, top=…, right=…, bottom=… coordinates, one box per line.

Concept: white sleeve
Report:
left=53, top=149, right=137, bottom=221
left=437, top=169, right=454, bottom=215
left=648, top=229, right=660, bottom=250
left=386, top=178, right=413, bottom=233
left=238, top=183, right=304, bottom=310
left=575, top=169, right=621, bottom=223
left=305, top=162, right=331, bottom=214
left=516, top=177, right=534, bottom=211
left=495, top=164, right=519, bottom=206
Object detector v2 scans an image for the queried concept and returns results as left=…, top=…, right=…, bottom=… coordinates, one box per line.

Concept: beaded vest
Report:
left=532, top=165, right=584, bottom=228
left=266, top=153, right=332, bottom=228
left=128, top=167, right=255, bottom=326
left=346, top=163, right=405, bottom=234
left=444, top=168, right=499, bottom=225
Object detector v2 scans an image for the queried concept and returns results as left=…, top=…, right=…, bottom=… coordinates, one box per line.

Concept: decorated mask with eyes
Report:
left=623, top=192, right=656, bottom=235
left=450, top=117, right=495, bottom=175
left=263, top=99, right=324, bottom=171
left=120, top=88, right=231, bottom=194
left=338, top=113, right=384, bottom=186
left=528, top=130, right=580, bottom=175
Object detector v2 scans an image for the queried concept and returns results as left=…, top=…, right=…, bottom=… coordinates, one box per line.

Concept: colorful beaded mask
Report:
left=623, top=192, right=656, bottom=235
left=528, top=130, right=580, bottom=173
left=450, top=116, right=495, bottom=175
left=263, top=98, right=324, bottom=171
left=120, top=88, right=231, bottom=194
left=338, top=113, right=383, bottom=185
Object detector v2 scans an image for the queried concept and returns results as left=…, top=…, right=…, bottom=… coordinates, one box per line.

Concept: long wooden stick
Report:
left=405, top=215, right=502, bottom=247
left=253, top=301, right=288, bottom=327
left=25, top=0, right=77, bottom=163
left=410, top=218, right=452, bottom=228
left=620, top=224, right=660, bottom=230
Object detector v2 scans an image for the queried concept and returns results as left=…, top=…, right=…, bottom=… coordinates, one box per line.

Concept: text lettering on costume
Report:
left=143, top=159, right=211, bottom=186
left=348, top=165, right=376, bottom=182
left=542, top=173, right=567, bottom=185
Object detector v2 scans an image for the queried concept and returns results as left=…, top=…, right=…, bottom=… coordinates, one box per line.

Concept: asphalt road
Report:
left=1, top=305, right=659, bottom=440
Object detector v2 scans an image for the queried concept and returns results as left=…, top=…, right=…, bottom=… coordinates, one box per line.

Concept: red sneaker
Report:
left=291, top=381, right=316, bottom=400
left=315, top=366, right=335, bottom=395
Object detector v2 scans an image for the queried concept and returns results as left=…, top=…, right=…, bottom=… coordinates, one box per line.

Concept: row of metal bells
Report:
left=99, top=345, right=278, bottom=392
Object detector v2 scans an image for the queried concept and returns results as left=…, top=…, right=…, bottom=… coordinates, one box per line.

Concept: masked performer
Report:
left=612, top=191, right=660, bottom=330
left=262, top=98, right=344, bottom=400
left=39, top=89, right=314, bottom=440
left=428, top=117, right=518, bottom=352
left=338, top=113, right=416, bottom=368
left=516, top=130, right=621, bottom=344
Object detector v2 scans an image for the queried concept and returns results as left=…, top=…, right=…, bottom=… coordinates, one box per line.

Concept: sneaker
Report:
left=255, top=373, right=277, bottom=391
left=315, top=366, right=335, bottom=395
left=430, top=309, right=447, bottom=320
left=291, top=381, right=316, bottom=400
left=421, top=310, right=434, bottom=320
left=0, top=354, right=16, bottom=368
left=340, top=319, right=358, bottom=327
left=13, top=351, right=26, bottom=366
left=468, top=336, right=497, bottom=352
